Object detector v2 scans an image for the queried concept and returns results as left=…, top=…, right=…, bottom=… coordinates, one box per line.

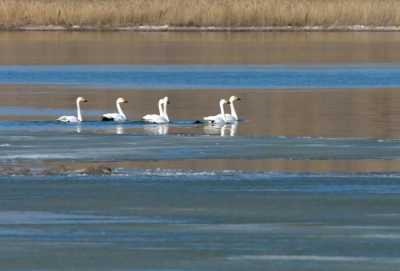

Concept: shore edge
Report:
left=4, top=25, right=400, bottom=32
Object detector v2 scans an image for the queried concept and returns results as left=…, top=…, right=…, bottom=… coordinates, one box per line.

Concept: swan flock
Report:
left=57, top=95, right=241, bottom=125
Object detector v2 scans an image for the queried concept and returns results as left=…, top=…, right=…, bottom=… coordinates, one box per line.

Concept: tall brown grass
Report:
left=1, top=0, right=400, bottom=28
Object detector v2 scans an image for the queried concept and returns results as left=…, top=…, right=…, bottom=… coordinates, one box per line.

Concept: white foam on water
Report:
left=368, top=213, right=400, bottom=217
left=0, top=211, right=183, bottom=225
left=0, top=154, right=76, bottom=160
left=324, top=225, right=399, bottom=230
left=0, top=144, right=10, bottom=147
left=5, top=166, right=400, bottom=181
left=227, top=255, right=392, bottom=262
left=146, top=168, right=219, bottom=177
left=189, top=223, right=280, bottom=233
left=124, top=169, right=400, bottom=179
left=361, top=234, right=400, bottom=240
left=48, top=169, right=400, bottom=181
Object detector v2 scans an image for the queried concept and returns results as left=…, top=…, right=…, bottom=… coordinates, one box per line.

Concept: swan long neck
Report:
left=76, top=100, right=82, bottom=122
left=116, top=101, right=126, bottom=118
left=158, top=100, right=163, bottom=116
left=220, top=102, right=226, bottom=122
left=163, top=100, right=169, bottom=121
left=230, top=101, right=238, bottom=120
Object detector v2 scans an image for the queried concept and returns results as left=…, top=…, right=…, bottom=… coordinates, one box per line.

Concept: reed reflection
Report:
left=2, top=32, right=400, bottom=65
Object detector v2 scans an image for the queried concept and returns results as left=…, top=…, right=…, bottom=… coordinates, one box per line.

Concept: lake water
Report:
left=1, top=32, right=400, bottom=270
left=2, top=64, right=400, bottom=89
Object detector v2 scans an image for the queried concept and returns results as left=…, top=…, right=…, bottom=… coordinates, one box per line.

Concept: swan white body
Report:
left=204, top=99, right=230, bottom=124
left=102, top=97, right=128, bottom=122
left=57, top=97, right=88, bottom=123
left=142, top=97, right=170, bottom=124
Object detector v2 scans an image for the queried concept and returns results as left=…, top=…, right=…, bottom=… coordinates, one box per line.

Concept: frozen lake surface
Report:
left=1, top=173, right=400, bottom=270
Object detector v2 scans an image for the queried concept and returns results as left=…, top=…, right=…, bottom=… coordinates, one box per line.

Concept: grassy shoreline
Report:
left=1, top=0, right=400, bottom=30
left=7, top=25, right=400, bottom=32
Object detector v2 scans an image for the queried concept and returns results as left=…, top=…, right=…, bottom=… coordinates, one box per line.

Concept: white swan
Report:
left=57, top=97, right=88, bottom=123
left=102, top=97, right=128, bottom=122
left=224, top=96, right=241, bottom=122
left=203, top=99, right=230, bottom=124
left=142, top=97, right=170, bottom=124
left=162, top=96, right=170, bottom=122
left=142, top=98, right=163, bottom=122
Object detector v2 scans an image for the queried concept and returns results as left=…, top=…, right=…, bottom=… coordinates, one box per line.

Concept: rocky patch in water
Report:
left=0, top=165, right=113, bottom=176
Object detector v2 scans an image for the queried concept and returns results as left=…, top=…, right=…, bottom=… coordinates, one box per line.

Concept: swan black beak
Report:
left=227, top=102, right=231, bottom=104
left=237, top=98, right=241, bottom=101
left=84, top=99, right=88, bottom=103
left=167, top=101, right=171, bottom=104
left=124, top=101, right=128, bottom=104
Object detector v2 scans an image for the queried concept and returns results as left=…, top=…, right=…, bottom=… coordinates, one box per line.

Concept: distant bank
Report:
left=1, top=0, right=400, bottom=31
left=10, top=25, right=400, bottom=32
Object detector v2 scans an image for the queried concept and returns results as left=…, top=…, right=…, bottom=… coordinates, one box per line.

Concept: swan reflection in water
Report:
left=143, top=124, right=169, bottom=135
left=74, top=122, right=236, bottom=136
left=203, top=122, right=238, bottom=137
left=115, top=125, right=125, bottom=135
left=74, top=124, right=126, bottom=135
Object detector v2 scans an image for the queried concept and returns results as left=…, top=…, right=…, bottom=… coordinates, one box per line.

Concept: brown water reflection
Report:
left=1, top=85, right=400, bottom=139
left=1, top=32, right=400, bottom=65
left=43, top=159, right=400, bottom=173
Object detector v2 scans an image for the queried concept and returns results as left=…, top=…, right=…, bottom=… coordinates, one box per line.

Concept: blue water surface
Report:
left=0, top=64, right=399, bottom=89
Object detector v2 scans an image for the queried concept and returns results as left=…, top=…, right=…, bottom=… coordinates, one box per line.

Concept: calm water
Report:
left=1, top=65, right=400, bottom=89
left=1, top=32, right=400, bottom=270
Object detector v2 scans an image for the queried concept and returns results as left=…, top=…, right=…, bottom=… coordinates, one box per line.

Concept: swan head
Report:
left=229, top=96, right=240, bottom=102
left=163, top=96, right=170, bottom=105
left=77, top=97, right=88, bottom=103
left=219, top=99, right=230, bottom=106
left=117, top=97, right=128, bottom=104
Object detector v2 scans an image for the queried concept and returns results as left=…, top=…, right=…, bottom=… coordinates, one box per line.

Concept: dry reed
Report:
left=0, top=0, right=400, bottom=28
